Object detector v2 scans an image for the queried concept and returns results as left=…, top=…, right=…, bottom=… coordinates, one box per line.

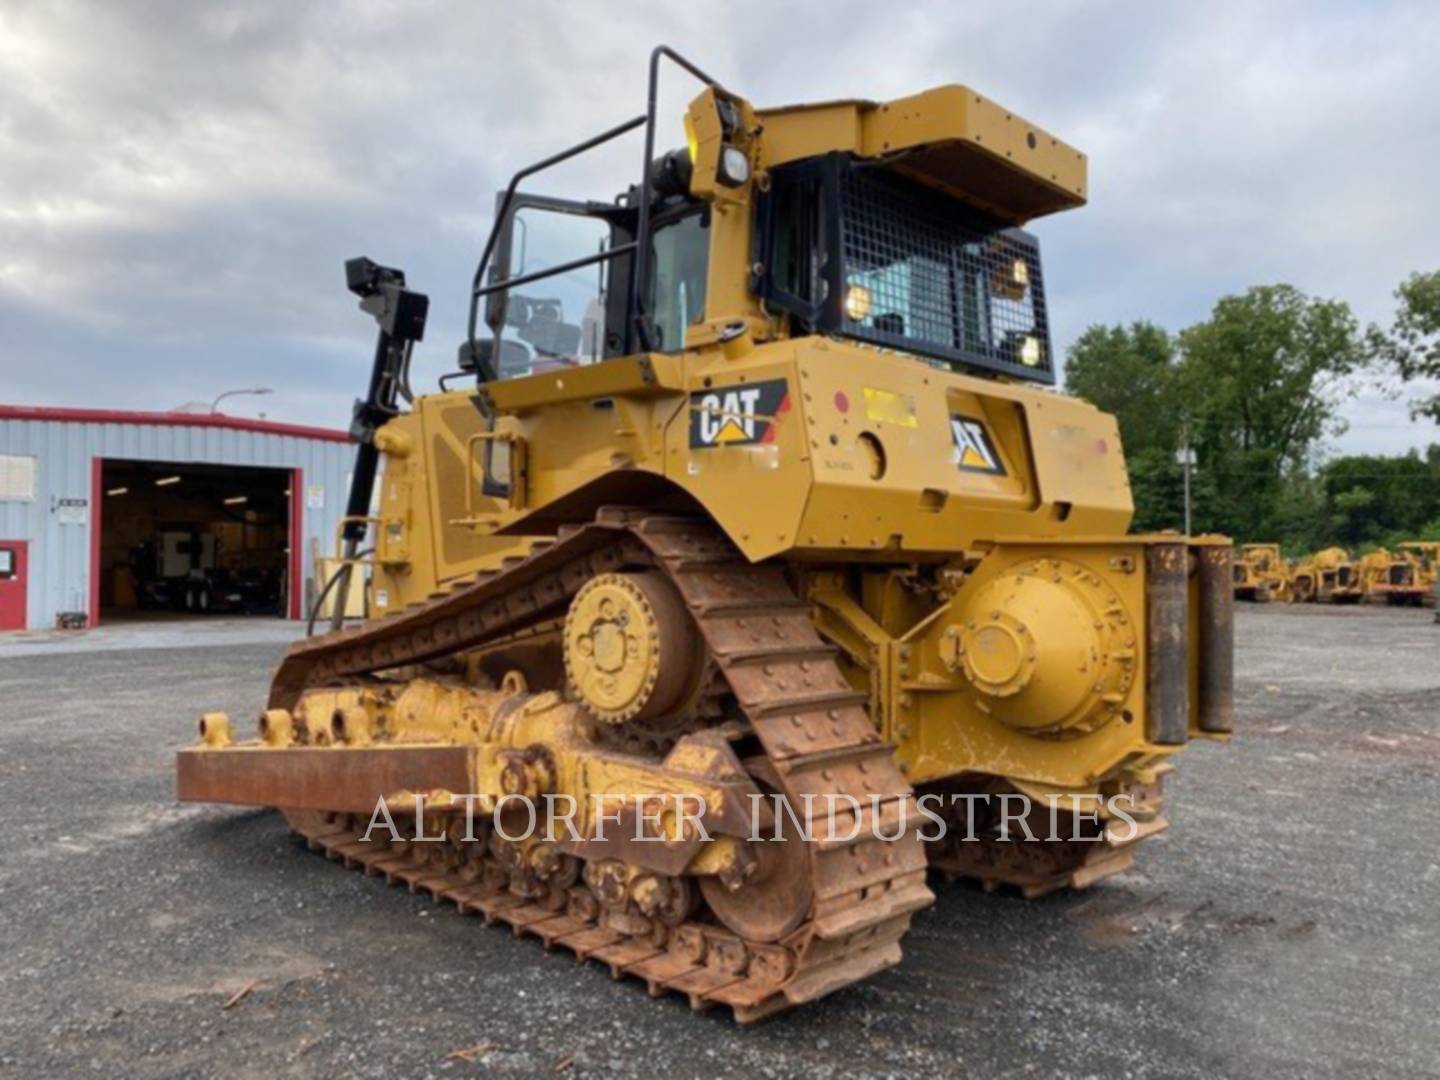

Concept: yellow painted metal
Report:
left=315, top=553, right=369, bottom=618
left=563, top=572, right=697, bottom=724
left=340, top=70, right=1226, bottom=818
left=1358, top=548, right=1428, bottom=605
left=198, top=713, right=232, bottom=748
left=804, top=537, right=1224, bottom=792
left=1233, top=543, right=1290, bottom=602
left=755, top=86, right=1087, bottom=222
left=1290, top=546, right=1361, bottom=603
left=1398, top=541, right=1439, bottom=597
left=277, top=678, right=756, bottom=849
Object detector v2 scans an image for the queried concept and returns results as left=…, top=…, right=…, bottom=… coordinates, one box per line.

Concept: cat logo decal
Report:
left=689, top=379, right=790, bottom=448
left=950, top=415, right=1006, bottom=475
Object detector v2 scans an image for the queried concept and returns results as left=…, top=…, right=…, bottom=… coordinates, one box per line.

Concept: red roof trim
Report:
left=0, top=404, right=351, bottom=444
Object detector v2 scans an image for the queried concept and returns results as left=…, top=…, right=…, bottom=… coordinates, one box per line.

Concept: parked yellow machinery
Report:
left=1397, top=542, right=1439, bottom=607
left=1233, top=543, right=1290, bottom=603
left=1290, top=547, right=1362, bottom=604
left=1360, top=548, right=1429, bottom=606
left=176, top=50, right=1233, bottom=1019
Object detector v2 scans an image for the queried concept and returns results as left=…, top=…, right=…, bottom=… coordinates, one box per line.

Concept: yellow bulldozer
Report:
left=1359, top=548, right=1430, bottom=606
left=177, top=49, right=1233, bottom=1020
left=1396, top=542, right=1439, bottom=608
left=1233, top=543, right=1290, bottom=602
left=1290, top=546, right=1362, bottom=604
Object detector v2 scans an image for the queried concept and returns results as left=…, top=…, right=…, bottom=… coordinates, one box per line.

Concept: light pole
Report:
left=1176, top=421, right=1195, bottom=535
left=210, top=387, right=274, bottom=414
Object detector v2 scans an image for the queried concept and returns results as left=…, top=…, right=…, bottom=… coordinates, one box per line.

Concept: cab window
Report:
left=647, top=211, right=709, bottom=352
left=492, top=206, right=611, bottom=379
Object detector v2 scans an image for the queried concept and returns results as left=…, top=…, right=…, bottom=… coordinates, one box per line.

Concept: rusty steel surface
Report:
left=238, top=515, right=933, bottom=1020
left=284, top=809, right=860, bottom=1022
left=177, top=745, right=477, bottom=813
left=1197, top=546, right=1236, bottom=734
left=1145, top=543, right=1190, bottom=746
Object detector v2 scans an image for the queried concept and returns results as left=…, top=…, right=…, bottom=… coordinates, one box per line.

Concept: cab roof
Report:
left=756, top=86, right=1087, bottom=224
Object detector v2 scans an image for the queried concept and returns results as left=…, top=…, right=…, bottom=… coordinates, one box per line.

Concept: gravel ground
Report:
left=1, top=605, right=1437, bottom=1078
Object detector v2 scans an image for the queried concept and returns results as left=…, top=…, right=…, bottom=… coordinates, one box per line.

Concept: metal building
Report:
left=0, top=405, right=353, bottom=630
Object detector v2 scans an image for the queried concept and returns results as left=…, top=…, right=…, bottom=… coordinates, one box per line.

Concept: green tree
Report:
left=1318, top=451, right=1439, bottom=547
left=1177, top=285, right=1363, bottom=540
left=1369, top=270, right=1440, bottom=420
left=1064, top=321, right=1187, bottom=529
left=1268, top=472, right=1326, bottom=555
left=1064, top=321, right=1180, bottom=455
left=1063, top=291, right=1364, bottom=543
left=1124, top=446, right=1222, bottom=533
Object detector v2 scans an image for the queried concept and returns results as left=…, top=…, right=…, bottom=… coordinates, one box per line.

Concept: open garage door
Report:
left=95, top=459, right=298, bottom=624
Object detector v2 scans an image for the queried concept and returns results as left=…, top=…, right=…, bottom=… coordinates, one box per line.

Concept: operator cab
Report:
left=470, top=185, right=710, bottom=381
left=461, top=55, right=1084, bottom=390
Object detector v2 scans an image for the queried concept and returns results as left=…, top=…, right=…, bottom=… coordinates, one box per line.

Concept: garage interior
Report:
left=98, top=459, right=296, bottom=621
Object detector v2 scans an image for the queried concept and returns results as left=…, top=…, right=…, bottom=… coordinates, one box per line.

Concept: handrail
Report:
left=629, top=46, right=722, bottom=354
left=465, top=114, right=647, bottom=355
left=473, top=243, right=638, bottom=299
left=462, top=47, right=725, bottom=368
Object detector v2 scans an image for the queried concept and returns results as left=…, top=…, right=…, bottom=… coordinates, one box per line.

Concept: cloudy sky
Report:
left=3, top=0, right=1437, bottom=456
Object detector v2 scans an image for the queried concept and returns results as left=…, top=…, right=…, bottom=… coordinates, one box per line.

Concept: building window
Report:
left=0, top=455, right=36, bottom=501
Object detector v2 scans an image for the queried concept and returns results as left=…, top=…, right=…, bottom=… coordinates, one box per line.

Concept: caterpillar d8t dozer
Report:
left=177, top=49, right=1234, bottom=1020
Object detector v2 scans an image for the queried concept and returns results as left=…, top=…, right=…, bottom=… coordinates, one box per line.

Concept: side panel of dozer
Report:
left=362, top=334, right=1137, bottom=611
left=659, top=338, right=1135, bottom=564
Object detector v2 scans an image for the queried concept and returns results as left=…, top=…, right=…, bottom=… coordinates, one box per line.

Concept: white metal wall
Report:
left=0, top=418, right=353, bottom=629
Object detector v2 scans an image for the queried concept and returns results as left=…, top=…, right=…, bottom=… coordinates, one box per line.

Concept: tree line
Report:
left=1063, top=272, right=1440, bottom=553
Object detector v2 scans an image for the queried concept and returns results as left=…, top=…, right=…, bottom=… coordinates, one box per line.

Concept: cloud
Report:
left=1, top=0, right=1436, bottom=454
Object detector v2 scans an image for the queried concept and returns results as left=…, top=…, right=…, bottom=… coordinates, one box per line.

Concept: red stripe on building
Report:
left=0, top=405, right=350, bottom=444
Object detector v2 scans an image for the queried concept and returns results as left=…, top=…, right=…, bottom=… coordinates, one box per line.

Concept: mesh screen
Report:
left=839, top=167, right=1051, bottom=378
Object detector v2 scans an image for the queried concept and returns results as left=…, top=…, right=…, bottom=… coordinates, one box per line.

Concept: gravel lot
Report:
left=1, top=605, right=1437, bottom=1078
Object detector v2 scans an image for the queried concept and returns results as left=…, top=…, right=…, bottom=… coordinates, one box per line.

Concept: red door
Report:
left=0, top=541, right=27, bottom=631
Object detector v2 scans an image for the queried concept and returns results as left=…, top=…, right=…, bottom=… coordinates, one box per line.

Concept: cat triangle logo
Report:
left=713, top=417, right=750, bottom=443
left=950, top=416, right=1005, bottom=475
left=959, top=444, right=992, bottom=470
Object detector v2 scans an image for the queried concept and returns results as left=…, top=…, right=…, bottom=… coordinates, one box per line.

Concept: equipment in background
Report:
left=132, top=531, right=221, bottom=613
left=1233, top=543, right=1290, bottom=603
left=1359, top=548, right=1430, bottom=607
left=1396, top=542, right=1439, bottom=609
left=1289, top=547, right=1362, bottom=604
left=129, top=530, right=284, bottom=616
left=179, top=49, right=1234, bottom=1022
